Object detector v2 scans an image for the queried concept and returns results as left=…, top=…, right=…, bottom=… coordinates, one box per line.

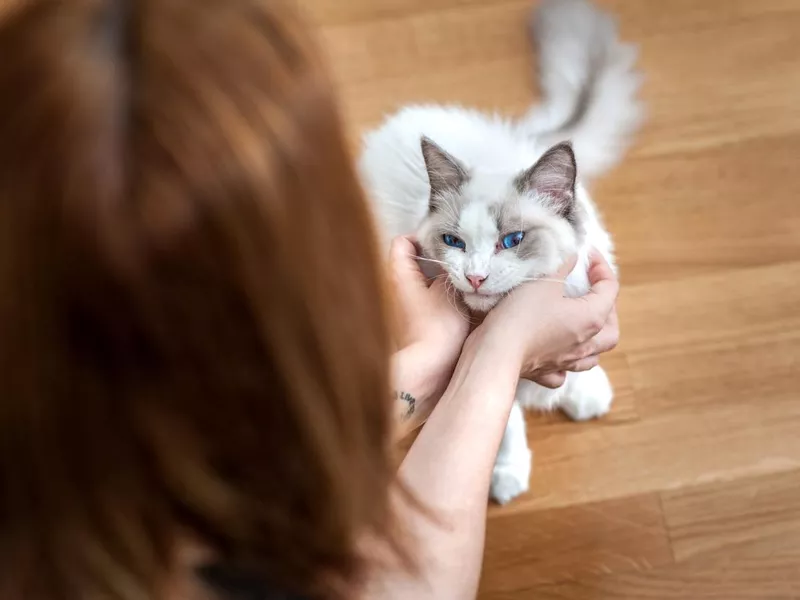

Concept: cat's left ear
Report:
left=421, top=136, right=468, bottom=211
left=516, top=142, right=577, bottom=219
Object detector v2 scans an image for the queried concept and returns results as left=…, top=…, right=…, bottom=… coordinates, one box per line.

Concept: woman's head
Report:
left=0, top=0, right=395, bottom=598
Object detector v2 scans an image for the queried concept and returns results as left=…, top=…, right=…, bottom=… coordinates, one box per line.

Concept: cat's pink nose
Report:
left=467, top=274, right=487, bottom=290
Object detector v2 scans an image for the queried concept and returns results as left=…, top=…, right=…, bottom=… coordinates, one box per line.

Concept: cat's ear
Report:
left=516, top=142, right=577, bottom=219
left=421, top=136, right=468, bottom=211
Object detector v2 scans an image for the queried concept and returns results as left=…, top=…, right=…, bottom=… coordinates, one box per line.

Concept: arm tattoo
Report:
left=395, top=390, right=416, bottom=421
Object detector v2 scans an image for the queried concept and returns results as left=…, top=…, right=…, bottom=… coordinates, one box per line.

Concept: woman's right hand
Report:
left=476, top=251, right=620, bottom=386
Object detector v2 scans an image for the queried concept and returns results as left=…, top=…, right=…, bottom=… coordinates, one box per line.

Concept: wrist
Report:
left=445, top=328, right=524, bottom=393
left=467, top=320, right=547, bottom=379
left=392, top=343, right=452, bottom=404
left=463, top=326, right=524, bottom=369
left=392, top=343, right=458, bottom=436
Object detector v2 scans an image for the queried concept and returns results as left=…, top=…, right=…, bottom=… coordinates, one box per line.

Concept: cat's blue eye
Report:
left=442, top=234, right=466, bottom=250
left=501, top=231, right=525, bottom=249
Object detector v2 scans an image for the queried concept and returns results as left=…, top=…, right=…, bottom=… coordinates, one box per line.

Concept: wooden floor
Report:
left=300, top=0, right=800, bottom=597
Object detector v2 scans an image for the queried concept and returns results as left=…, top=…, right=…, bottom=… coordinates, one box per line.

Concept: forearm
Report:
left=375, top=332, right=522, bottom=599
left=402, top=332, right=520, bottom=512
left=391, top=343, right=454, bottom=440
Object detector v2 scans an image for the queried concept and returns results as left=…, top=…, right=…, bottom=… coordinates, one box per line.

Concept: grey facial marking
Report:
left=495, top=202, right=541, bottom=260
left=428, top=209, right=464, bottom=262
left=488, top=202, right=504, bottom=233
left=514, top=229, right=543, bottom=261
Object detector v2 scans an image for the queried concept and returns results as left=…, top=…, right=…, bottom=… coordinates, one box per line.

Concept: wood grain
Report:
left=514, top=529, right=800, bottom=599
left=662, top=469, right=800, bottom=563
left=300, top=0, right=800, bottom=596
left=480, top=493, right=672, bottom=593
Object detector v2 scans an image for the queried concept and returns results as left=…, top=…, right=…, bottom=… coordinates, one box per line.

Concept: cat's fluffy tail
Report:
left=519, top=0, right=643, bottom=179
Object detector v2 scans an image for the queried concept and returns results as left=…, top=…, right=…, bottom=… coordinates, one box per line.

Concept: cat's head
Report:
left=416, top=137, right=583, bottom=312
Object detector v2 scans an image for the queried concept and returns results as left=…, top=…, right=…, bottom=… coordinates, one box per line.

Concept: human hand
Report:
left=533, top=305, right=619, bottom=388
left=389, top=236, right=470, bottom=389
left=475, top=251, right=619, bottom=385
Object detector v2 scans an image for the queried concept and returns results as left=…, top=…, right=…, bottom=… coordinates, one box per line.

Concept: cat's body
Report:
left=359, top=0, right=642, bottom=504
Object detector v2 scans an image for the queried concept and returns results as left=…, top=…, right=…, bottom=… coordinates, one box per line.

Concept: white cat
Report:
left=359, top=0, right=643, bottom=504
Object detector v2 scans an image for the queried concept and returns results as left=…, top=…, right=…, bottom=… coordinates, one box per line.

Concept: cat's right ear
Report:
left=421, top=136, right=467, bottom=211
left=516, top=142, right=577, bottom=220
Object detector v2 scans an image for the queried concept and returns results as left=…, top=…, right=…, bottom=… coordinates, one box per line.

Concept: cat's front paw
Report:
left=490, top=451, right=532, bottom=505
left=559, top=366, right=614, bottom=421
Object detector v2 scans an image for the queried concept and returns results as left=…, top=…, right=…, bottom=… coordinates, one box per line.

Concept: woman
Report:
left=0, top=1, right=618, bottom=599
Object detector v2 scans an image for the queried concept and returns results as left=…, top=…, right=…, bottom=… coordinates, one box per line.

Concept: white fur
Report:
left=359, top=0, right=640, bottom=504
left=491, top=403, right=532, bottom=505
left=520, top=0, right=644, bottom=179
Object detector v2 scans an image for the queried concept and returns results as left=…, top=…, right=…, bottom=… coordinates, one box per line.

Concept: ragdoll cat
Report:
left=359, top=0, right=643, bottom=504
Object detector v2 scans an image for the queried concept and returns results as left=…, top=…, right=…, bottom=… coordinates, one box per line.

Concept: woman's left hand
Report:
left=389, top=236, right=470, bottom=422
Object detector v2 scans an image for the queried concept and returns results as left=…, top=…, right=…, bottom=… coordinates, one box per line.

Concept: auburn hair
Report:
left=0, top=0, right=399, bottom=598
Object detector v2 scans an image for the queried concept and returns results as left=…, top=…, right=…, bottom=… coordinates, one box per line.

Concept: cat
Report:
left=359, top=0, right=643, bottom=504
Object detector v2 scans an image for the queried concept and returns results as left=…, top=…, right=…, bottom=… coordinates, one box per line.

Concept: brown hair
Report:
left=0, top=0, right=398, bottom=598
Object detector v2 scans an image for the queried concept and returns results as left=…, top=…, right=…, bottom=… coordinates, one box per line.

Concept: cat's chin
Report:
left=462, top=292, right=502, bottom=313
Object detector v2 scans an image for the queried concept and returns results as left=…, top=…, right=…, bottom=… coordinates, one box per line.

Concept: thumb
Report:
left=389, top=236, right=429, bottom=297
left=582, top=250, right=619, bottom=322
left=552, top=254, right=579, bottom=289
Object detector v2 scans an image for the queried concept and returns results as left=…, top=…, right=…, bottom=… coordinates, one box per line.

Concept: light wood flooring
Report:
left=300, top=0, right=800, bottom=597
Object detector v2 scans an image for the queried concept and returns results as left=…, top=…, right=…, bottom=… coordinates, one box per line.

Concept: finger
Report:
left=533, top=371, right=567, bottom=389
left=389, top=236, right=418, bottom=270
left=582, top=251, right=620, bottom=324
left=553, top=254, right=579, bottom=281
left=586, top=250, right=619, bottom=296
left=389, top=236, right=428, bottom=290
left=565, top=356, right=599, bottom=373
left=587, top=307, right=619, bottom=355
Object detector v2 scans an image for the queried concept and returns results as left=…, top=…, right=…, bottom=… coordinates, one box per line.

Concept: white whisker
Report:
left=444, top=279, right=479, bottom=324
left=517, top=277, right=567, bottom=285
left=443, top=279, right=460, bottom=314
left=413, top=254, right=450, bottom=267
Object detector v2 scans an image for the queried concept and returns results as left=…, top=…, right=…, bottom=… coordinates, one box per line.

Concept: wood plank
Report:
left=303, top=0, right=800, bottom=30
left=627, top=328, right=800, bottom=417
left=631, top=7, right=800, bottom=159
left=513, top=391, right=800, bottom=513
left=501, top=526, right=800, bottom=599
left=302, top=0, right=503, bottom=28
left=618, top=262, right=800, bottom=356
left=343, top=144, right=800, bottom=287
left=480, top=493, right=672, bottom=594
left=662, top=469, right=800, bottom=563
left=337, top=57, right=537, bottom=142
left=483, top=472, right=800, bottom=598
left=598, top=137, right=800, bottom=285
left=318, top=1, right=531, bottom=86
left=315, top=0, right=537, bottom=133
